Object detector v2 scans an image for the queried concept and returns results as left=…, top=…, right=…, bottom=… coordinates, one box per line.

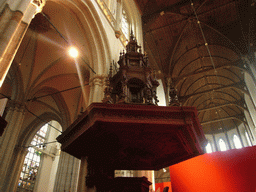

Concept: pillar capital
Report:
left=6, top=100, right=25, bottom=112
left=32, top=0, right=46, bottom=14
left=89, top=75, right=108, bottom=103
left=89, top=75, right=108, bottom=86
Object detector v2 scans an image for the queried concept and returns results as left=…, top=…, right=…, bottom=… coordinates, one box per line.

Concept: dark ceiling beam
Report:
left=199, top=21, right=242, bottom=56
left=141, top=0, right=190, bottom=19
left=201, top=114, right=246, bottom=126
left=201, top=115, right=246, bottom=126
left=142, top=0, right=230, bottom=19
left=143, top=0, right=237, bottom=33
left=181, top=74, right=238, bottom=97
left=195, top=0, right=237, bottom=18
left=197, top=100, right=247, bottom=113
left=173, top=60, right=247, bottom=87
left=142, top=14, right=162, bottom=33
left=171, top=44, right=240, bottom=76
left=145, top=32, right=164, bottom=71
left=193, top=94, right=243, bottom=109
left=180, top=81, right=248, bottom=104
left=144, top=16, right=188, bottom=34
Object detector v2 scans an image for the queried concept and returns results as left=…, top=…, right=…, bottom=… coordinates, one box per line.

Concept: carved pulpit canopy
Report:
left=103, top=31, right=160, bottom=105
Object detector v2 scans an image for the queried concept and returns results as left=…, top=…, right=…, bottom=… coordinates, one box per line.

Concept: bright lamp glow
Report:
left=68, top=47, right=79, bottom=58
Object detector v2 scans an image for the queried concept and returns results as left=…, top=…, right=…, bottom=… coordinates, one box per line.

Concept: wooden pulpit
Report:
left=57, top=103, right=206, bottom=192
left=57, top=32, right=206, bottom=192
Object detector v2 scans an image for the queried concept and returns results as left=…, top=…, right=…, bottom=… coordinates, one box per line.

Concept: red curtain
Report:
left=169, top=146, right=256, bottom=192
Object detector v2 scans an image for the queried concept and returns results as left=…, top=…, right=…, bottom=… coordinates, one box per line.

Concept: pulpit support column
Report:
left=78, top=157, right=96, bottom=192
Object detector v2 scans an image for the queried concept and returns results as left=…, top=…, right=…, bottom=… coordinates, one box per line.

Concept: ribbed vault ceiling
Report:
left=135, top=0, right=256, bottom=134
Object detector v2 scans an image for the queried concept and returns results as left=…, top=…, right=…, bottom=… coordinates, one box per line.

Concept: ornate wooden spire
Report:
left=103, top=32, right=159, bottom=105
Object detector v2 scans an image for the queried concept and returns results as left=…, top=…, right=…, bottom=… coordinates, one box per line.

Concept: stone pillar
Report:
left=114, top=0, right=122, bottom=38
left=243, top=56, right=256, bottom=85
left=0, top=100, right=25, bottom=191
left=53, top=152, right=80, bottom=192
left=235, top=124, right=245, bottom=147
left=1, top=146, right=28, bottom=192
left=244, top=102, right=256, bottom=142
left=224, top=131, right=232, bottom=149
left=212, top=134, right=218, bottom=151
left=0, top=0, right=46, bottom=87
left=89, top=75, right=107, bottom=103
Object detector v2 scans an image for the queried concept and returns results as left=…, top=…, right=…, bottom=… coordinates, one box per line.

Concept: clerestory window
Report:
left=205, top=142, right=213, bottom=153
left=233, top=135, right=242, bottom=149
left=218, top=138, right=227, bottom=151
left=122, top=9, right=129, bottom=39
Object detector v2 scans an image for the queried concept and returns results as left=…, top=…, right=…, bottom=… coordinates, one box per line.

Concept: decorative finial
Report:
left=102, top=76, right=113, bottom=104
left=168, top=82, right=180, bottom=106
left=130, top=29, right=135, bottom=41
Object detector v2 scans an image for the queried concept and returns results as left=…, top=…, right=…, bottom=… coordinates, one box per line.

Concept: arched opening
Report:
left=122, top=8, right=129, bottom=39
left=17, top=120, right=62, bottom=192
left=218, top=138, right=227, bottom=151
left=205, top=142, right=213, bottom=153
left=127, top=78, right=146, bottom=103
left=233, top=135, right=242, bottom=149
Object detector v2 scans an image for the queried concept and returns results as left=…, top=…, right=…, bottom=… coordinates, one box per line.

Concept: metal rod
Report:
left=41, top=12, right=96, bottom=74
left=27, top=84, right=89, bottom=101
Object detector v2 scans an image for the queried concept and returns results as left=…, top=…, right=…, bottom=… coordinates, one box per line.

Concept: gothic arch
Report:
left=48, top=0, right=112, bottom=75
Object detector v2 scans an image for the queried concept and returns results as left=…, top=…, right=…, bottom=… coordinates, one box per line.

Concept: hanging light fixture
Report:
left=68, top=47, right=79, bottom=58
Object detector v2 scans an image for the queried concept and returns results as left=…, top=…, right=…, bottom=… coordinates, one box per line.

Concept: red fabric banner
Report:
left=169, top=146, right=256, bottom=192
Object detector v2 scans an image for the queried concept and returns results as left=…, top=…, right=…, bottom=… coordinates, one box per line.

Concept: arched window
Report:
left=205, top=142, right=213, bottom=153
left=233, top=135, right=242, bottom=149
left=122, top=9, right=129, bottom=39
left=218, top=138, right=227, bottom=151
left=17, top=124, right=49, bottom=191
left=17, top=121, right=61, bottom=192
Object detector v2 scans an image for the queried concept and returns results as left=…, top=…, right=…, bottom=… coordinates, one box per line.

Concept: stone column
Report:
left=0, top=0, right=46, bottom=87
left=53, top=152, right=80, bottom=192
left=212, top=134, right=218, bottom=152
left=114, top=0, right=122, bottom=38
left=235, top=124, right=245, bottom=147
left=0, top=100, right=26, bottom=191
left=1, top=146, right=28, bottom=192
left=243, top=56, right=256, bottom=85
left=89, top=75, right=107, bottom=103
left=225, top=131, right=232, bottom=149
left=244, top=101, right=256, bottom=142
